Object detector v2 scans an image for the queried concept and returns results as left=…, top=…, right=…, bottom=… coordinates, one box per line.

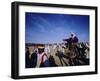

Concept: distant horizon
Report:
left=25, top=12, right=89, bottom=44
left=25, top=41, right=89, bottom=45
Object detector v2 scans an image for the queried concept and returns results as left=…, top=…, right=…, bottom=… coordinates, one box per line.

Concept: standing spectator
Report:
left=37, top=47, right=50, bottom=67
left=25, top=47, right=37, bottom=68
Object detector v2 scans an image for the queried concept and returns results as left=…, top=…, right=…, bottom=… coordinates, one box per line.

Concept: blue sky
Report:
left=25, top=12, right=89, bottom=44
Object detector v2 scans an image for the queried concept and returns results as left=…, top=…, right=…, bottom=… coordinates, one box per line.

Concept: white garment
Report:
left=45, top=45, right=50, bottom=54
left=85, top=49, right=89, bottom=59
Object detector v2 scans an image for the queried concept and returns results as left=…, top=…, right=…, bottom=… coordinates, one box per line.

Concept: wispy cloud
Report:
left=25, top=13, right=89, bottom=43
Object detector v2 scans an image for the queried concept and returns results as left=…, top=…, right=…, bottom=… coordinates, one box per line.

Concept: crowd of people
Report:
left=25, top=33, right=89, bottom=68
